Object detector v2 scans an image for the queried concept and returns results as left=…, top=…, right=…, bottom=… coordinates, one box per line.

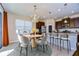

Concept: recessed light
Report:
left=34, top=5, right=37, bottom=8
left=72, top=11, right=74, bottom=13
left=49, top=11, right=52, bottom=14
left=64, top=3, right=67, bottom=6
left=58, top=9, right=61, bottom=12
left=43, top=16, right=45, bottom=18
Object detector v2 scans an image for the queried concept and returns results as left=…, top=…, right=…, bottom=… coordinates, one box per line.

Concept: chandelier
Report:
left=32, top=5, right=39, bottom=22
left=32, top=5, right=38, bottom=33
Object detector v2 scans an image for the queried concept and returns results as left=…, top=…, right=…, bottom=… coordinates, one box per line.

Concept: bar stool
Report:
left=53, top=33, right=60, bottom=47
left=60, top=33, right=71, bottom=53
left=49, top=33, right=54, bottom=45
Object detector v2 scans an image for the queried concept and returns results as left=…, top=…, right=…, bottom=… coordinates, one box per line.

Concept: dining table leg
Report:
left=31, top=38, right=37, bottom=48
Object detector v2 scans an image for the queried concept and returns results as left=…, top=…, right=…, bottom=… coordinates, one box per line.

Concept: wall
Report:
left=7, top=12, right=32, bottom=43
left=45, top=19, right=55, bottom=33
left=7, top=12, right=56, bottom=43
left=70, top=14, right=79, bottom=18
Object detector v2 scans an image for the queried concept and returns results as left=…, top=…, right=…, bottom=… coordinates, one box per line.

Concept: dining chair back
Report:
left=18, top=34, right=29, bottom=46
left=37, top=33, right=48, bottom=52
left=60, top=33, right=68, bottom=39
left=17, top=34, right=30, bottom=56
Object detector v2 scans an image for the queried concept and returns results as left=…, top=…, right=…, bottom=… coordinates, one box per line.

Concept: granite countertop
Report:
left=73, top=50, right=79, bottom=56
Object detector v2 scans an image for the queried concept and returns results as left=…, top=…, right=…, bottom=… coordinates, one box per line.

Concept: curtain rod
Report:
left=0, top=3, right=5, bottom=11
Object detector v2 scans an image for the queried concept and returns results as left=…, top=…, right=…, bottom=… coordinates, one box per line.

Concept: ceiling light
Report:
left=64, top=3, right=67, bottom=6
left=72, top=11, right=74, bottom=13
left=34, top=5, right=37, bottom=10
left=49, top=11, right=52, bottom=14
left=58, top=9, right=61, bottom=12
left=64, top=20, right=67, bottom=23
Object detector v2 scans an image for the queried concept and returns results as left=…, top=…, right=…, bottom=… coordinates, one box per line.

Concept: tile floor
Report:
left=0, top=42, right=75, bottom=56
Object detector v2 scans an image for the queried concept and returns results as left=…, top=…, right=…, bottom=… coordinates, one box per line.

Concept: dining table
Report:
left=23, top=34, right=43, bottom=48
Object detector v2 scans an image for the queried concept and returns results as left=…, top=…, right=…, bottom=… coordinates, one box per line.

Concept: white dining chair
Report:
left=17, top=34, right=30, bottom=56
left=36, top=33, right=48, bottom=52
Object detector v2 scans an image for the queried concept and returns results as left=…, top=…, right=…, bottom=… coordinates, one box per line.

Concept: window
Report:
left=16, top=19, right=32, bottom=34
left=0, top=12, right=2, bottom=48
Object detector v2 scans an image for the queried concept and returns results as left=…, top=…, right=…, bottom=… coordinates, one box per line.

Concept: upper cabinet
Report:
left=70, top=18, right=75, bottom=28
left=36, top=21, right=45, bottom=29
left=55, top=17, right=79, bottom=29
left=36, top=21, right=45, bottom=34
left=62, top=17, right=70, bottom=28
left=55, top=21, right=62, bottom=29
left=74, top=17, right=79, bottom=28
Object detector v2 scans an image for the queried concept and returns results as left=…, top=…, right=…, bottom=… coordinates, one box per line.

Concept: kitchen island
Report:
left=48, top=32, right=77, bottom=51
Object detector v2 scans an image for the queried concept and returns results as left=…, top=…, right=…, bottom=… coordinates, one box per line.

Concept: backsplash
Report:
left=58, top=28, right=79, bottom=33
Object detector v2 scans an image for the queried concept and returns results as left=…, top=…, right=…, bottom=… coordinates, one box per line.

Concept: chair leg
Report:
left=69, top=41, right=71, bottom=51
left=37, top=44, right=39, bottom=50
left=18, top=43, right=20, bottom=47
left=40, top=45, right=42, bottom=48
left=45, top=44, right=48, bottom=51
left=43, top=44, right=45, bottom=52
left=26, top=46, right=28, bottom=56
left=57, top=39, right=58, bottom=47
left=60, top=39, right=61, bottom=51
left=54, top=38, right=56, bottom=46
left=53, top=37, right=54, bottom=45
left=50, top=37, right=51, bottom=45
left=20, top=47, right=22, bottom=56
left=67, top=40, right=69, bottom=53
left=31, top=46, right=32, bottom=51
left=63, top=40, right=64, bottom=49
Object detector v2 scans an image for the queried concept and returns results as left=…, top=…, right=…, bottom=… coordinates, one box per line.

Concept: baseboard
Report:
left=9, top=40, right=19, bottom=44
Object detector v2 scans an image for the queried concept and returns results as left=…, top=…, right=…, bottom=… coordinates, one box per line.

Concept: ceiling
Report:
left=2, top=3, right=79, bottom=19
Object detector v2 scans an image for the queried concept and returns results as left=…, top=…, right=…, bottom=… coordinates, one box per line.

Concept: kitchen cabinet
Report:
left=62, top=17, right=70, bottom=28
left=36, top=21, right=45, bottom=34
left=70, top=18, right=75, bottom=28
left=55, top=17, right=79, bottom=29
left=36, top=21, right=45, bottom=29
left=55, top=21, right=62, bottom=29
left=74, top=17, right=79, bottom=28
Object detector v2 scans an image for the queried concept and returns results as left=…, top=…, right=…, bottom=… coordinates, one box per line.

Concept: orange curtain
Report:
left=2, top=11, right=9, bottom=46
